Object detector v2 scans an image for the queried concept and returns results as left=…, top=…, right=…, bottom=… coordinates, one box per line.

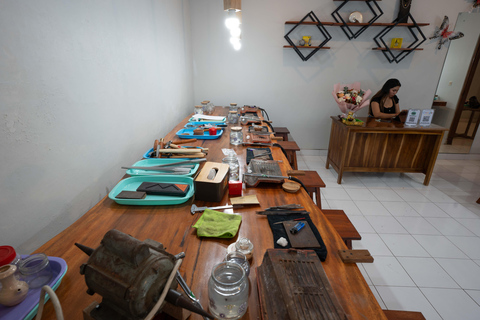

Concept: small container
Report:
left=228, top=110, right=239, bottom=124
left=230, top=127, right=243, bottom=145
left=240, top=116, right=249, bottom=126
left=0, top=246, right=21, bottom=267
left=222, top=156, right=240, bottom=181
left=201, top=101, right=209, bottom=114
left=206, top=100, right=215, bottom=114
left=228, top=180, right=243, bottom=196
left=194, top=105, right=203, bottom=115
left=224, top=251, right=250, bottom=277
left=18, top=253, right=53, bottom=289
left=208, top=262, right=248, bottom=320
left=209, top=127, right=217, bottom=136
left=229, top=103, right=238, bottom=112
left=235, top=237, right=254, bottom=260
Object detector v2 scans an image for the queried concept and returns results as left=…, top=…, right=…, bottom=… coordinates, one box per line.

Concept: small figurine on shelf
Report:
left=299, top=36, right=311, bottom=46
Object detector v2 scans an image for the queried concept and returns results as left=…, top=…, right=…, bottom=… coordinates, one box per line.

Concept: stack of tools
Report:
left=149, top=138, right=207, bottom=158
left=243, top=159, right=284, bottom=187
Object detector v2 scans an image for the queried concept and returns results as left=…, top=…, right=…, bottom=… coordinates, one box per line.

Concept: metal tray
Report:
left=126, top=159, right=200, bottom=177
left=176, top=128, right=223, bottom=140
left=109, top=176, right=195, bottom=205
left=0, top=256, right=68, bottom=320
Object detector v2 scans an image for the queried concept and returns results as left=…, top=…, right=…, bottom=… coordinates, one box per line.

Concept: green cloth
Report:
left=193, top=209, right=242, bottom=238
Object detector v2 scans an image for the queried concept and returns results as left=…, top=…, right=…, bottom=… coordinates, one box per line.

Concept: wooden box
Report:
left=194, top=162, right=229, bottom=202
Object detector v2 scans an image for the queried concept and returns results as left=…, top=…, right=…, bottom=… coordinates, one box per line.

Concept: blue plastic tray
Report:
left=176, top=128, right=223, bottom=140
left=126, top=159, right=199, bottom=177
left=109, top=176, right=194, bottom=205
left=185, top=121, right=226, bottom=128
left=0, top=256, right=68, bottom=320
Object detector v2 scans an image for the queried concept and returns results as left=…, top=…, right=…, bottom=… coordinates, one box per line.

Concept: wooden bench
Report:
left=383, top=310, right=426, bottom=320
left=322, top=209, right=361, bottom=249
left=296, top=170, right=326, bottom=209
left=276, top=140, right=300, bottom=170
left=273, top=127, right=290, bottom=141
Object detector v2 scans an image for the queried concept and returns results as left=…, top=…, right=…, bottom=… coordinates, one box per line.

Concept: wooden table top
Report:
left=331, top=116, right=448, bottom=132
left=36, top=107, right=386, bottom=319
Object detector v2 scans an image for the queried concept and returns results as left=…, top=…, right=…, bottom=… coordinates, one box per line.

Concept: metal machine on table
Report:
left=75, top=229, right=212, bottom=320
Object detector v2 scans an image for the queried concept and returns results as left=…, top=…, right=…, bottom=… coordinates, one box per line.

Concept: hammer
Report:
left=190, top=204, right=233, bottom=215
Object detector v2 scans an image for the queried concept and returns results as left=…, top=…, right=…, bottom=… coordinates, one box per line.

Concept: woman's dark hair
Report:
left=369, top=78, right=402, bottom=116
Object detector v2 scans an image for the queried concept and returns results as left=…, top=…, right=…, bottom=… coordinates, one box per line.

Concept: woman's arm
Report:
left=371, top=101, right=400, bottom=119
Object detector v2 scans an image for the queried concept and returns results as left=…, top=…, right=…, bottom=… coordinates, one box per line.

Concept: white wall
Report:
left=190, top=0, right=474, bottom=149
left=0, top=0, right=193, bottom=253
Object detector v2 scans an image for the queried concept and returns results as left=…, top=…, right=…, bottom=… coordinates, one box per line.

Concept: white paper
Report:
left=191, top=114, right=226, bottom=121
left=419, top=109, right=435, bottom=126
left=405, top=109, right=420, bottom=127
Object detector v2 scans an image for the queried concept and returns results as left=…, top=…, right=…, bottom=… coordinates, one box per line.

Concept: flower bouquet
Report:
left=332, top=82, right=371, bottom=126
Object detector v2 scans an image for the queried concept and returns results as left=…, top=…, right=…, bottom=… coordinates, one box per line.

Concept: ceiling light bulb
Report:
left=225, top=9, right=240, bottom=29
left=230, top=27, right=241, bottom=38
left=233, top=42, right=242, bottom=50
left=230, top=37, right=240, bottom=46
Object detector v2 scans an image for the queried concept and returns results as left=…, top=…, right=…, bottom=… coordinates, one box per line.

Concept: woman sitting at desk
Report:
left=368, top=78, right=401, bottom=119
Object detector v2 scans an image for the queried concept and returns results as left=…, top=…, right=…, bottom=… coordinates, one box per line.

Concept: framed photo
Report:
left=391, top=38, right=403, bottom=49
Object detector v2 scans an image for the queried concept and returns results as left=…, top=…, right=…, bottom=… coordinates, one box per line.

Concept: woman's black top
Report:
left=369, top=95, right=399, bottom=116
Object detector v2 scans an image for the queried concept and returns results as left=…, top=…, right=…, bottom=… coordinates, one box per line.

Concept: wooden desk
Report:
left=35, top=108, right=386, bottom=320
left=326, top=117, right=447, bottom=185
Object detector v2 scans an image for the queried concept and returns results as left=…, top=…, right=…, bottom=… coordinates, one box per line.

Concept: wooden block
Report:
left=283, top=221, right=321, bottom=248
left=338, top=250, right=374, bottom=263
left=287, top=170, right=305, bottom=176
left=383, top=310, right=426, bottom=320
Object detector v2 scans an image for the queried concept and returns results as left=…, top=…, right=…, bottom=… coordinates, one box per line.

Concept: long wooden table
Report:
left=35, top=108, right=387, bottom=319
left=326, top=116, right=448, bottom=185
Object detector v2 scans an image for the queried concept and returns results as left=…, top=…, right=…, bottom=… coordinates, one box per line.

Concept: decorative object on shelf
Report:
left=373, top=13, right=427, bottom=63
left=299, top=36, right=312, bottom=46
left=390, top=38, right=403, bottom=48
left=332, top=82, right=372, bottom=115
left=429, top=16, right=464, bottom=50
left=341, top=111, right=364, bottom=126
left=349, top=11, right=363, bottom=23
left=332, top=0, right=383, bottom=40
left=284, top=11, right=332, bottom=61
left=397, top=0, right=412, bottom=23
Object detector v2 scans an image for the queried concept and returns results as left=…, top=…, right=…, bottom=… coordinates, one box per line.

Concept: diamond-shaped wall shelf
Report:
left=373, top=13, right=427, bottom=63
left=332, top=0, right=383, bottom=40
left=284, top=11, right=332, bottom=61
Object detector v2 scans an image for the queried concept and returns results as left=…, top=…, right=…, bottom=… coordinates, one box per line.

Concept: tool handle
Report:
left=172, top=139, right=198, bottom=144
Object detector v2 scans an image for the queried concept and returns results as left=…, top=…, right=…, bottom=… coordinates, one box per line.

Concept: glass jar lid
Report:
left=229, top=110, right=238, bottom=113
left=230, top=103, right=237, bottom=106
left=194, top=105, right=203, bottom=108
left=18, top=253, right=49, bottom=275
left=231, top=127, right=242, bottom=131
left=235, top=237, right=253, bottom=255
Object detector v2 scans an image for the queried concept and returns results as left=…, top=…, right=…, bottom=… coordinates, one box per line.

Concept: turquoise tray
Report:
left=176, top=128, right=223, bottom=140
left=109, top=176, right=194, bottom=205
left=126, top=159, right=199, bottom=177
left=185, top=121, right=226, bottom=128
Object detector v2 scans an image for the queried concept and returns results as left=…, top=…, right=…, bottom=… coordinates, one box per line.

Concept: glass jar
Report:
left=222, top=156, right=240, bottom=181
left=208, top=262, right=248, bottom=320
left=0, top=246, right=21, bottom=267
left=228, top=110, right=239, bottom=124
left=206, top=100, right=215, bottom=114
left=225, top=251, right=250, bottom=276
left=194, top=105, right=203, bottom=115
left=235, top=238, right=254, bottom=260
left=201, top=101, right=209, bottom=114
left=229, top=103, right=238, bottom=112
left=18, top=253, right=53, bottom=289
left=230, top=127, right=243, bottom=145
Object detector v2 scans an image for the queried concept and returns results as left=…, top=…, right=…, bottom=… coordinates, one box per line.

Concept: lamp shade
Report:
left=224, top=0, right=241, bottom=12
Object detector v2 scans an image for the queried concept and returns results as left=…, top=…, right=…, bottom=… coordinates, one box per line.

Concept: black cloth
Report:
left=369, top=95, right=399, bottom=116
left=267, top=214, right=328, bottom=261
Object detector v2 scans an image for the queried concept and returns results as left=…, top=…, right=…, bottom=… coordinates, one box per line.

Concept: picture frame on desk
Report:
left=404, top=109, right=421, bottom=127
left=419, top=109, right=435, bottom=126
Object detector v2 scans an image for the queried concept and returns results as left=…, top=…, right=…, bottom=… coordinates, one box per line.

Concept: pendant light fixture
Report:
left=224, top=0, right=242, bottom=50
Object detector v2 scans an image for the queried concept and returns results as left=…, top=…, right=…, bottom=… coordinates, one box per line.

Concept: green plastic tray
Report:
left=109, top=176, right=194, bottom=205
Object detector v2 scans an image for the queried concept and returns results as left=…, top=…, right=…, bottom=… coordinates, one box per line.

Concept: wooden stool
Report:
left=296, top=171, right=326, bottom=209
left=273, top=127, right=290, bottom=141
left=383, top=310, right=426, bottom=320
left=276, top=140, right=300, bottom=170
left=322, top=209, right=361, bottom=249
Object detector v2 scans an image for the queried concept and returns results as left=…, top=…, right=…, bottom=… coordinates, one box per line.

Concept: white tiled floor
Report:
left=298, top=151, right=480, bottom=320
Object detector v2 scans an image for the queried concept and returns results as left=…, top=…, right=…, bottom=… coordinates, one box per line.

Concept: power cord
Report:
left=35, top=286, right=64, bottom=320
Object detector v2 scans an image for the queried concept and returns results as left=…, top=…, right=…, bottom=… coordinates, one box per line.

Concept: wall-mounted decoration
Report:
left=284, top=11, right=332, bottom=61
left=349, top=11, right=363, bottom=23
left=397, top=0, right=412, bottom=23
left=429, top=16, right=464, bottom=50
left=373, top=13, right=427, bottom=63
left=299, top=36, right=312, bottom=46
left=332, top=0, right=383, bottom=40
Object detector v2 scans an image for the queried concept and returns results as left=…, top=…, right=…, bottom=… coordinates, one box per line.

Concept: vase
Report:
left=0, top=264, right=29, bottom=307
